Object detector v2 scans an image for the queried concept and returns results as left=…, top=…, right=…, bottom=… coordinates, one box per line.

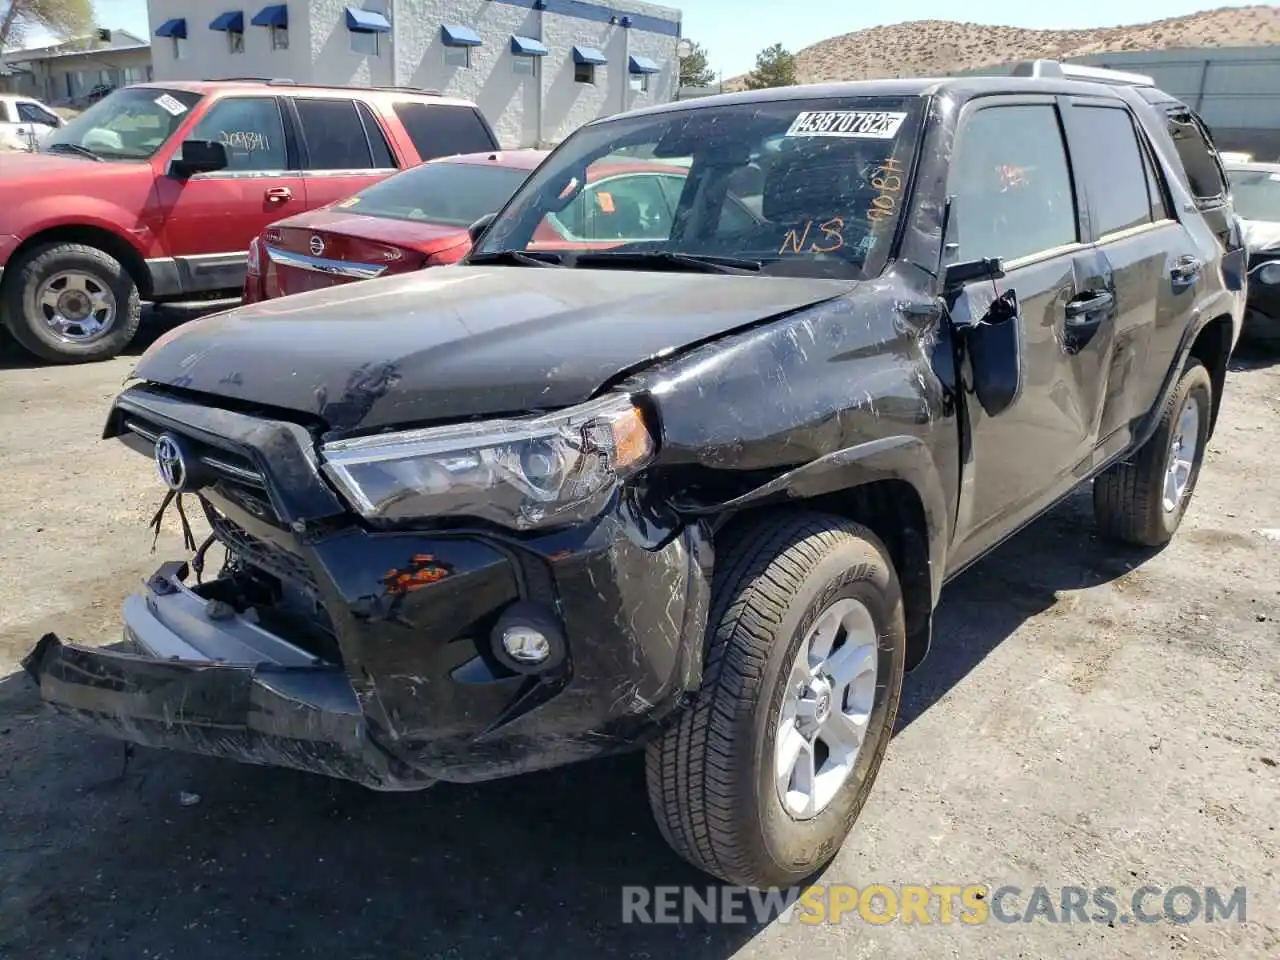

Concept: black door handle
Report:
left=1065, top=290, right=1114, bottom=319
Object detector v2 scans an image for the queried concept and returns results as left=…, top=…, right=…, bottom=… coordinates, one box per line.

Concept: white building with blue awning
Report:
left=145, top=0, right=683, bottom=146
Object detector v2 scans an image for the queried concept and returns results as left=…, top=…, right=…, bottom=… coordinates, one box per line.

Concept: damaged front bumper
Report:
left=22, top=562, right=429, bottom=790
left=24, top=502, right=713, bottom=789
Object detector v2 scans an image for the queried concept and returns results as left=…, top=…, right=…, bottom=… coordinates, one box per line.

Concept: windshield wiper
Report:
left=570, top=251, right=763, bottom=274
left=467, top=250, right=564, bottom=267
left=44, top=142, right=103, bottom=162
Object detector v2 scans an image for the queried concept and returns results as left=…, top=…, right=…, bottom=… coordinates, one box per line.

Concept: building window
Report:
left=351, top=29, right=380, bottom=56
left=271, top=25, right=288, bottom=49
left=444, top=45, right=471, bottom=68
left=228, top=29, right=245, bottom=53
left=574, top=62, right=595, bottom=84
left=513, top=56, right=535, bottom=77
left=172, top=36, right=188, bottom=59
left=630, top=73, right=650, bottom=93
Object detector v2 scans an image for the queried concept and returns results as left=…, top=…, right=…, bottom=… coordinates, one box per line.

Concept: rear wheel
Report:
left=645, top=511, right=906, bottom=888
left=1093, top=358, right=1213, bottom=547
left=2, top=242, right=141, bottom=364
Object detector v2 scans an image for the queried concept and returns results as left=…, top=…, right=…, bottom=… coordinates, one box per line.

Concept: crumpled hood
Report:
left=1240, top=218, right=1280, bottom=254
left=134, top=265, right=855, bottom=431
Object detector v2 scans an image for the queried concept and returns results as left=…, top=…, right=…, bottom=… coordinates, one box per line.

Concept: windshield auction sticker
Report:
left=785, top=111, right=907, bottom=139
left=153, top=94, right=188, bottom=117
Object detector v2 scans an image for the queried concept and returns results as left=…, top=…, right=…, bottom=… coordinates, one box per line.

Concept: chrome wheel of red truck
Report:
left=3, top=242, right=141, bottom=364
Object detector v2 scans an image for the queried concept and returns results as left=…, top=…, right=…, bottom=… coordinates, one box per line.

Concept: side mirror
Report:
left=173, top=139, right=228, bottom=177
left=942, top=256, right=1005, bottom=291
left=468, top=212, right=496, bottom=245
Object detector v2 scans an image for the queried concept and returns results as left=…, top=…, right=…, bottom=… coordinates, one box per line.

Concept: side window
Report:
left=355, top=101, right=396, bottom=168
left=295, top=98, right=378, bottom=170
left=17, top=101, right=59, bottom=126
left=1168, top=110, right=1228, bottom=202
left=559, top=176, right=675, bottom=241
left=1069, top=105, right=1154, bottom=237
left=949, top=104, right=1077, bottom=263
left=189, top=97, right=286, bottom=172
left=392, top=102, right=496, bottom=161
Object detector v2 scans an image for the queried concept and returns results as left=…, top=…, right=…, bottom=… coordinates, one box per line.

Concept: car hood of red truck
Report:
left=0, top=150, right=133, bottom=183
left=131, top=264, right=857, bottom=433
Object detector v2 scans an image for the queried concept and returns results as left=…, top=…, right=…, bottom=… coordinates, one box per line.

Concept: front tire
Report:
left=2, top=242, right=141, bottom=364
left=645, top=511, right=906, bottom=888
left=1093, top=358, right=1213, bottom=547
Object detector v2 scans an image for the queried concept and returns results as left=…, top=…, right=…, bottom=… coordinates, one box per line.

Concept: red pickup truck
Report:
left=0, top=80, right=498, bottom=363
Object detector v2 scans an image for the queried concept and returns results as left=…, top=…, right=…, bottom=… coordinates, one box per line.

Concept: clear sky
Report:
left=26, top=0, right=1260, bottom=77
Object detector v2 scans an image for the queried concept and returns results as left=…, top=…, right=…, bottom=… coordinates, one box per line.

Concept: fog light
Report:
left=490, top=601, right=567, bottom=675
left=502, top=625, right=551, bottom=664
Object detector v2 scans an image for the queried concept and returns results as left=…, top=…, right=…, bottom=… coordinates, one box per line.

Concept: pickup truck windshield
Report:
left=42, top=87, right=204, bottom=161
left=474, top=95, right=925, bottom=279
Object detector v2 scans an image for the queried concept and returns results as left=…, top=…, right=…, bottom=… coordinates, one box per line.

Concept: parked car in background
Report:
left=0, top=80, right=498, bottom=363
left=1224, top=159, right=1280, bottom=346
left=0, top=94, right=63, bottom=153
left=245, top=150, right=547, bottom=303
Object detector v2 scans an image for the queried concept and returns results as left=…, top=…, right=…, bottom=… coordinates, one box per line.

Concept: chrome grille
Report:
left=121, top=417, right=267, bottom=490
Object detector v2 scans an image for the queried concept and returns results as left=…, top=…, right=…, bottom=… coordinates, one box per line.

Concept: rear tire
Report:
left=1093, top=358, right=1212, bottom=547
left=2, top=242, right=141, bottom=364
left=645, top=510, right=906, bottom=888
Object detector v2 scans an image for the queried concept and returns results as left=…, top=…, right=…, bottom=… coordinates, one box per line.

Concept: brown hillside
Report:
left=726, top=5, right=1280, bottom=89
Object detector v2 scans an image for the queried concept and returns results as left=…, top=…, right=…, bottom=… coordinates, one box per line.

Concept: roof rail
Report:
left=206, top=78, right=440, bottom=95
left=1011, top=58, right=1155, bottom=87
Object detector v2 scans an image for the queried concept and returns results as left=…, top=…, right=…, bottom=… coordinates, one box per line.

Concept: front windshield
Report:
left=43, top=87, right=203, bottom=161
left=339, top=160, right=531, bottom=226
left=1227, top=167, right=1280, bottom=222
left=475, top=95, right=926, bottom=279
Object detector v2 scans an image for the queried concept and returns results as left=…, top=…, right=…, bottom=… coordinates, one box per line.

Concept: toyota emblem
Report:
left=309, top=235, right=325, bottom=257
left=154, top=433, right=188, bottom=492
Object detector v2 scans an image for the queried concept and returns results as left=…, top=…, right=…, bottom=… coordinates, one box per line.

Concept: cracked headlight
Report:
left=320, top=395, right=656, bottom=530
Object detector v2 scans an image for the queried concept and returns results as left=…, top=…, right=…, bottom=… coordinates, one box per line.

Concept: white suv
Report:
left=0, top=95, right=64, bottom=153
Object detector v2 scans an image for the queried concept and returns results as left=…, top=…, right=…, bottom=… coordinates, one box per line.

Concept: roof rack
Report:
left=207, top=77, right=441, bottom=95
left=1011, top=59, right=1155, bottom=87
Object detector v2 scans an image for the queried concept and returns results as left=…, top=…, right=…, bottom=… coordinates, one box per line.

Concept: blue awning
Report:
left=510, top=35, right=547, bottom=56
left=345, top=7, right=391, bottom=32
left=154, top=18, right=187, bottom=38
left=572, top=46, right=607, bottom=66
left=250, top=4, right=287, bottom=27
left=441, top=24, right=481, bottom=47
left=209, top=11, right=245, bottom=31
left=629, top=54, right=660, bottom=75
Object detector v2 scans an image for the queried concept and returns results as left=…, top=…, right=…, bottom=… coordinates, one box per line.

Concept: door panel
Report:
left=152, top=96, right=303, bottom=281
left=942, top=99, right=1115, bottom=560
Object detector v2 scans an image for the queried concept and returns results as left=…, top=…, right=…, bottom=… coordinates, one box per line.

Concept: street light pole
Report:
left=675, top=38, right=693, bottom=101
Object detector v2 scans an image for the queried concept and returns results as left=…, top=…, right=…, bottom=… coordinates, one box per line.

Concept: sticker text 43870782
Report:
left=785, top=111, right=908, bottom=140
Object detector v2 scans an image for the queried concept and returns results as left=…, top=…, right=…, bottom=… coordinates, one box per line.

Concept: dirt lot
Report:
left=1, top=314, right=1278, bottom=960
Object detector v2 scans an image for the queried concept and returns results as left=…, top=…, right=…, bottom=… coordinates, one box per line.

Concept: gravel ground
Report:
left=1, top=315, right=1278, bottom=960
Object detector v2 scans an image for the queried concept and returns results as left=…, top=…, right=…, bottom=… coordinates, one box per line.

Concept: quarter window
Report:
left=949, top=104, right=1077, bottom=263
left=1070, top=105, right=1154, bottom=237
left=1168, top=110, right=1227, bottom=202
left=189, top=97, right=287, bottom=172
left=391, top=102, right=496, bottom=160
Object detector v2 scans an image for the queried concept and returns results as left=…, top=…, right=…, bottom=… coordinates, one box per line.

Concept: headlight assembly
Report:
left=320, top=395, right=656, bottom=530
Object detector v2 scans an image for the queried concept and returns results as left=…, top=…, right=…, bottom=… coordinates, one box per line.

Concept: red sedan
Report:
left=243, top=149, right=548, bottom=304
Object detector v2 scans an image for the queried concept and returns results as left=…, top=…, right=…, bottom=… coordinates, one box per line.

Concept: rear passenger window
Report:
left=1070, top=106, right=1153, bottom=237
left=949, top=105, right=1077, bottom=264
left=355, top=101, right=396, bottom=168
left=1168, top=111, right=1228, bottom=202
left=393, top=102, right=496, bottom=161
left=295, top=98, right=382, bottom=170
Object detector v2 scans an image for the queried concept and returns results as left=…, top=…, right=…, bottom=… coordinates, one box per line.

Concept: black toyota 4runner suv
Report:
left=25, top=60, right=1246, bottom=889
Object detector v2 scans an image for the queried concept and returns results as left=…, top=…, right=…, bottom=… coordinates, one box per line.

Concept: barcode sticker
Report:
left=154, top=93, right=188, bottom=116
left=784, top=110, right=907, bottom=140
